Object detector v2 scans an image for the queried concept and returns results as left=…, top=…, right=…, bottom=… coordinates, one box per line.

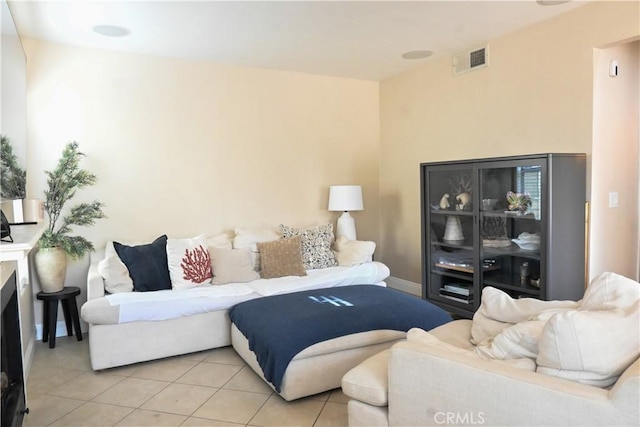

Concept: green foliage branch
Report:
left=39, top=142, right=106, bottom=259
left=0, top=135, right=27, bottom=199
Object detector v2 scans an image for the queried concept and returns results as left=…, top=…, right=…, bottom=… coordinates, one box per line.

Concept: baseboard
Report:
left=35, top=321, right=86, bottom=340
left=386, top=276, right=422, bottom=297
left=23, top=335, right=34, bottom=378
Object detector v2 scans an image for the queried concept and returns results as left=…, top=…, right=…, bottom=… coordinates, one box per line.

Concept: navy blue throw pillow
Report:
left=113, top=235, right=172, bottom=292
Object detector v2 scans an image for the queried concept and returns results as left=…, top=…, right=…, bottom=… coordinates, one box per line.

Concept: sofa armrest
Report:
left=388, top=340, right=639, bottom=427
left=609, top=358, right=640, bottom=408
left=87, top=251, right=105, bottom=301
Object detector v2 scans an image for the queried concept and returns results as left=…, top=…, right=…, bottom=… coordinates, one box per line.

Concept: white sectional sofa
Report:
left=81, top=249, right=391, bottom=370
left=342, top=272, right=640, bottom=426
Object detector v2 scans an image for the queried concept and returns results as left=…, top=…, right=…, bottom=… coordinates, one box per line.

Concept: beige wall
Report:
left=379, top=1, right=640, bottom=284
left=23, top=40, right=380, bottom=330
left=21, top=1, right=640, bottom=301
left=590, top=40, right=639, bottom=281
left=24, top=40, right=380, bottom=249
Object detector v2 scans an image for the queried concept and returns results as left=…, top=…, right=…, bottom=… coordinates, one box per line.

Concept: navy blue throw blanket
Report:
left=228, top=285, right=451, bottom=392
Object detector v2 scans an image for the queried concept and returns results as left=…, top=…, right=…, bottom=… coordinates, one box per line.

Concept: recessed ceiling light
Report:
left=92, top=25, right=131, bottom=37
left=401, top=50, right=433, bottom=60
left=536, top=1, right=571, bottom=5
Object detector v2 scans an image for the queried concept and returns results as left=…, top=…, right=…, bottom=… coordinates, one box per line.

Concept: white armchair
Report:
left=342, top=319, right=640, bottom=426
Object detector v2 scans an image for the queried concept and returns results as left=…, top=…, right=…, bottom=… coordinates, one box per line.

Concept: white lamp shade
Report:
left=328, top=185, right=363, bottom=212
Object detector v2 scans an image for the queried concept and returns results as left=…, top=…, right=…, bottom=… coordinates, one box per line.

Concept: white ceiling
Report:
left=8, top=0, right=587, bottom=81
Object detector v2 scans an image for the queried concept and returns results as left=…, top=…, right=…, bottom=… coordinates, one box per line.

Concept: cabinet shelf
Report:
left=482, top=211, right=539, bottom=220
left=435, top=263, right=499, bottom=274
left=430, top=210, right=474, bottom=217
left=421, top=154, right=586, bottom=318
left=431, top=269, right=473, bottom=283
left=481, top=246, right=541, bottom=260
left=434, top=241, right=474, bottom=250
left=437, top=293, right=474, bottom=305
left=482, top=279, right=541, bottom=297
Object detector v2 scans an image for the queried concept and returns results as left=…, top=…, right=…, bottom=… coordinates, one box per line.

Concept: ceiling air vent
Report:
left=453, top=45, right=489, bottom=76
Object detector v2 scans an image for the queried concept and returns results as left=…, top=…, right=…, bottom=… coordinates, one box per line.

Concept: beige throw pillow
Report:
left=408, top=328, right=536, bottom=372
left=257, top=236, right=307, bottom=279
left=473, top=320, right=546, bottom=360
left=580, top=272, right=640, bottom=310
left=98, top=242, right=134, bottom=293
left=210, top=247, right=260, bottom=285
left=536, top=305, right=640, bottom=387
left=471, top=286, right=578, bottom=345
left=332, top=235, right=376, bottom=266
left=232, top=227, right=280, bottom=271
left=206, top=232, right=233, bottom=249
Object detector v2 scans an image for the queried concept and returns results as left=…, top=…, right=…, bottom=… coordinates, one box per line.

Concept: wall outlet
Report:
left=609, top=192, right=619, bottom=208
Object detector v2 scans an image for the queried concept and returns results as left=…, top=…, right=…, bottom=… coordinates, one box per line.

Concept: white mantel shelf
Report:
left=0, top=222, right=46, bottom=263
left=0, top=222, right=46, bottom=407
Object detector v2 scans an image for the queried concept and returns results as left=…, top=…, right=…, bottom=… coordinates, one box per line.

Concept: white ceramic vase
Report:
left=35, top=247, right=67, bottom=293
left=443, top=216, right=464, bottom=243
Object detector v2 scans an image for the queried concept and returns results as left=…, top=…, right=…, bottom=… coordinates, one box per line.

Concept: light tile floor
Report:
left=24, top=334, right=349, bottom=427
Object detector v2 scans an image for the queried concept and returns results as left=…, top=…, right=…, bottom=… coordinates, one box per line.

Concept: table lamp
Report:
left=328, top=185, right=363, bottom=240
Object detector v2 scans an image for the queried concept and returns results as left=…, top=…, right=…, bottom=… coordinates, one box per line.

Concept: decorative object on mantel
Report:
left=506, top=191, right=532, bottom=214
left=0, top=135, right=26, bottom=223
left=35, top=142, right=106, bottom=293
left=22, top=198, right=45, bottom=223
left=1, top=210, right=12, bottom=242
left=328, top=185, right=363, bottom=240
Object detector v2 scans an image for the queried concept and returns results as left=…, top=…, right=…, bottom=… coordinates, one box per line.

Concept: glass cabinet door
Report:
left=479, top=160, right=545, bottom=299
left=425, top=166, right=476, bottom=310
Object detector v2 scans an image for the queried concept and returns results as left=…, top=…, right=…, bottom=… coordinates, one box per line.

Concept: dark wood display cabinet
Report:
left=420, top=154, right=587, bottom=318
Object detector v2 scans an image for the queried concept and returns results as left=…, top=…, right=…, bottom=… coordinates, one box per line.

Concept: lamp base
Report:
left=336, top=211, right=357, bottom=240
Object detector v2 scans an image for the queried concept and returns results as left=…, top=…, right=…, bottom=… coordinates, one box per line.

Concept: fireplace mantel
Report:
left=0, top=222, right=46, bottom=411
left=1, top=222, right=46, bottom=289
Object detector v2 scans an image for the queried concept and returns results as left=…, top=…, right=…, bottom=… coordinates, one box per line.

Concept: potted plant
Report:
left=1, top=135, right=27, bottom=221
left=506, top=191, right=532, bottom=213
left=35, top=142, right=106, bottom=293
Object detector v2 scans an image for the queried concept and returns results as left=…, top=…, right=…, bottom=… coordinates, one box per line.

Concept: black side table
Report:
left=36, top=286, right=83, bottom=348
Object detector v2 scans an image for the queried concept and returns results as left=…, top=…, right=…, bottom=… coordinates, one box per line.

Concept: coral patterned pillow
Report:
left=166, top=237, right=213, bottom=290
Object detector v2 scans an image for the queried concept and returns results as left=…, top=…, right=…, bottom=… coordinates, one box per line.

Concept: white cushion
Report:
left=206, top=232, right=233, bottom=249
left=471, top=286, right=578, bottom=345
left=166, top=236, right=213, bottom=290
left=332, top=236, right=376, bottom=266
left=232, top=227, right=279, bottom=251
left=580, top=271, right=640, bottom=310
left=342, top=349, right=390, bottom=406
left=407, top=328, right=470, bottom=354
left=429, top=319, right=475, bottom=350
left=537, top=304, right=640, bottom=387
left=210, top=247, right=260, bottom=285
left=474, top=320, right=546, bottom=360
left=98, top=242, right=133, bottom=293
left=408, top=327, right=536, bottom=371
left=232, top=227, right=279, bottom=270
